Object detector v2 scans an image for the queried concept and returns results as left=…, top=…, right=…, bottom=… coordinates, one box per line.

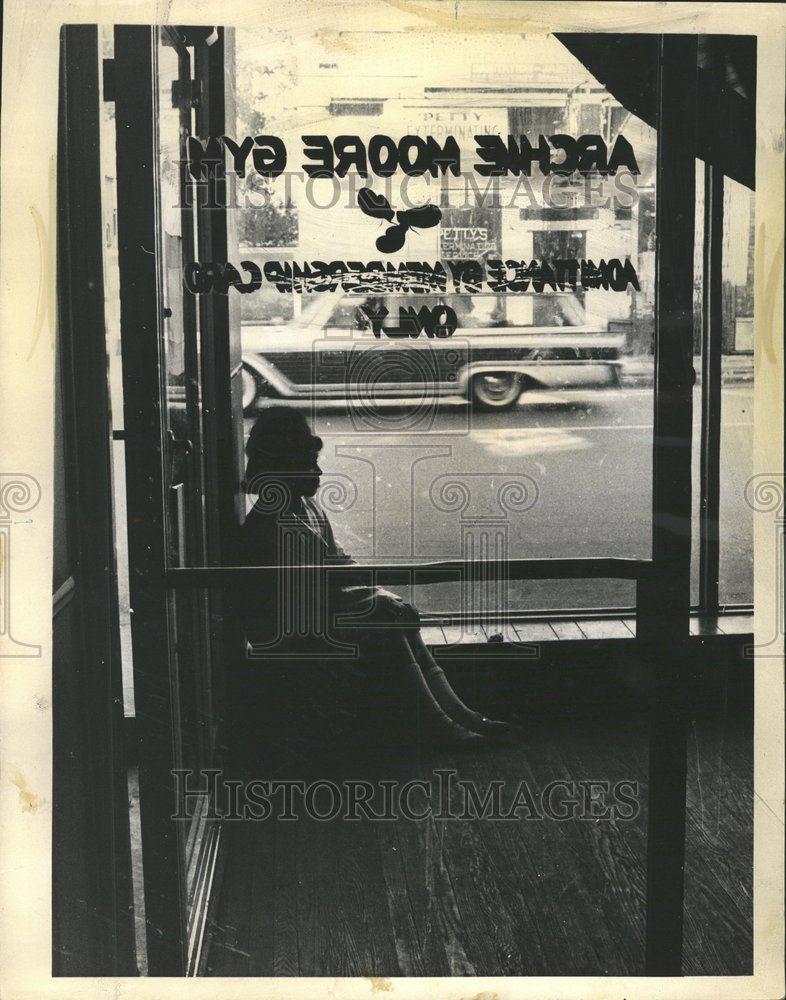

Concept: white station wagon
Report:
left=240, top=291, right=624, bottom=412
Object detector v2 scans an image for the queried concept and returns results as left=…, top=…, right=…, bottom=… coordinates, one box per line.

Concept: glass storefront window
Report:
left=234, top=28, right=657, bottom=617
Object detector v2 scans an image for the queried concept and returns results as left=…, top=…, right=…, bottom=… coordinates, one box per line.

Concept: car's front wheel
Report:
left=470, top=371, right=523, bottom=411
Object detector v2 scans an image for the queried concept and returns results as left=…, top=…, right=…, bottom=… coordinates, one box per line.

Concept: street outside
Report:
left=245, top=381, right=754, bottom=615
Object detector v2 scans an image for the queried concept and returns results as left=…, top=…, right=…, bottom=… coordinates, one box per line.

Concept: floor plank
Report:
left=375, top=821, right=427, bottom=976
left=511, top=621, right=558, bottom=643
left=576, top=618, right=634, bottom=640
left=550, top=620, right=584, bottom=641
left=332, top=802, right=400, bottom=975
left=441, top=624, right=486, bottom=646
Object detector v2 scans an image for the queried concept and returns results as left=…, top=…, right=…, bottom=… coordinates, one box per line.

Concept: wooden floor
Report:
left=205, top=707, right=752, bottom=977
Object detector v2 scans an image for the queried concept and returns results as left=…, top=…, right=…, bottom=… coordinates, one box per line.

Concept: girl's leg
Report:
left=407, top=630, right=510, bottom=735
left=364, top=631, right=486, bottom=745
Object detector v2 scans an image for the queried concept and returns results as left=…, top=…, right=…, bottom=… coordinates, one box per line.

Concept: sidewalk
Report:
left=620, top=354, right=754, bottom=387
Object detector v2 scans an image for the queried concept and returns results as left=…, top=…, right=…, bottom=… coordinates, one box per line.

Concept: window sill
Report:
left=243, top=611, right=753, bottom=661
left=419, top=611, right=754, bottom=650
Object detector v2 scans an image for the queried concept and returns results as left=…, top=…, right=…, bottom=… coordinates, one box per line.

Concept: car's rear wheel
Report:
left=241, top=365, right=259, bottom=415
left=470, top=371, right=523, bottom=411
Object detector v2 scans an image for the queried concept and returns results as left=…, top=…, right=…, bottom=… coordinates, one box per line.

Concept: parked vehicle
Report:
left=241, top=291, right=624, bottom=413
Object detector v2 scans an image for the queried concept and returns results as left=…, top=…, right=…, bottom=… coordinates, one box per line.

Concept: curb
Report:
left=619, top=359, right=754, bottom=388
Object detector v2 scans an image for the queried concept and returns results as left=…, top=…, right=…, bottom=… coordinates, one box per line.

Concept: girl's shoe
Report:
left=463, top=713, right=511, bottom=738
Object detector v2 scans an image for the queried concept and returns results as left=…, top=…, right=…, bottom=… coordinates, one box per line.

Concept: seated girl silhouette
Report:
left=234, top=406, right=509, bottom=748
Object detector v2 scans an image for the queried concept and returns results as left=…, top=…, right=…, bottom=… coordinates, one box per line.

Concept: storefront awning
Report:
left=555, top=34, right=756, bottom=189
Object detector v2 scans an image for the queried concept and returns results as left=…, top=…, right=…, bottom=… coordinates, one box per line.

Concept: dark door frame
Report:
left=640, top=34, right=697, bottom=976
left=54, top=24, right=136, bottom=976
left=113, top=25, right=190, bottom=975
left=112, top=24, right=239, bottom=975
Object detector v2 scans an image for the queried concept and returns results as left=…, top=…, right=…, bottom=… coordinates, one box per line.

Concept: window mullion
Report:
left=699, top=160, right=724, bottom=615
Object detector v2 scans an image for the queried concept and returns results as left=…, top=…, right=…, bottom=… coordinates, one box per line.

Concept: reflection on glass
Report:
left=234, top=30, right=656, bottom=614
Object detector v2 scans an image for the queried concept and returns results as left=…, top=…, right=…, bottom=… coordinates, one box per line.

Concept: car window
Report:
left=328, top=298, right=366, bottom=329
left=532, top=293, right=586, bottom=327
left=444, top=294, right=506, bottom=329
